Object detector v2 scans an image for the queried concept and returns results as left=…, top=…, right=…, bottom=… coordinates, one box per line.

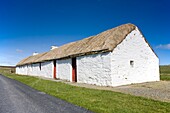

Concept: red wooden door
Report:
left=53, top=60, right=56, bottom=79
left=72, top=58, right=77, bottom=82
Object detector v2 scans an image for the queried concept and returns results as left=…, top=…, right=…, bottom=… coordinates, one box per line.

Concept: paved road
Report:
left=0, top=74, right=92, bottom=113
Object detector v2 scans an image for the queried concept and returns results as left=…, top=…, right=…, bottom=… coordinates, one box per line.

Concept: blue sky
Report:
left=0, top=0, right=170, bottom=66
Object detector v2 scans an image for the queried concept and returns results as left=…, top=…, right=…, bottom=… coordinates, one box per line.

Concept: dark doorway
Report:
left=72, top=58, right=77, bottom=82
left=53, top=60, right=56, bottom=79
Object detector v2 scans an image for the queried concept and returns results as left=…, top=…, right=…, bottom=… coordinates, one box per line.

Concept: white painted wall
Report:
left=16, top=67, right=19, bottom=74
left=77, top=52, right=112, bottom=86
left=111, top=27, right=159, bottom=86
left=41, top=61, right=53, bottom=78
left=57, top=59, right=72, bottom=81
left=16, top=61, right=53, bottom=78
left=27, top=64, right=32, bottom=76
left=16, top=65, right=27, bottom=75
left=16, top=66, right=21, bottom=74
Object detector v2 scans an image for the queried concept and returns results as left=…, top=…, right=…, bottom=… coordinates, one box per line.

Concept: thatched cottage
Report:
left=16, top=23, right=160, bottom=86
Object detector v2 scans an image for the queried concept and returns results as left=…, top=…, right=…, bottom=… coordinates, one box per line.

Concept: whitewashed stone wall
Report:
left=57, top=59, right=72, bottom=81
left=27, top=64, right=32, bottom=75
left=16, top=66, right=23, bottom=75
left=16, top=67, right=19, bottom=74
left=16, top=66, right=20, bottom=74
left=41, top=61, right=53, bottom=78
left=111, top=27, right=159, bottom=86
left=77, top=52, right=112, bottom=86
left=16, top=61, right=53, bottom=78
left=16, top=65, right=27, bottom=75
left=30, top=63, right=40, bottom=76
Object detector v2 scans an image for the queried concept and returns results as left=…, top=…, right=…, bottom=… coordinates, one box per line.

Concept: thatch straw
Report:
left=17, top=23, right=136, bottom=66
left=17, top=52, right=47, bottom=66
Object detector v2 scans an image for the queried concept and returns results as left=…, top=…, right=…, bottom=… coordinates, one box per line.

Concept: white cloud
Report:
left=16, top=49, right=23, bottom=53
left=156, top=44, right=170, bottom=50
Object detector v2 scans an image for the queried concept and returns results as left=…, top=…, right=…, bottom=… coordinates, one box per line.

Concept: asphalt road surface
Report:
left=0, top=74, right=92, bottom=113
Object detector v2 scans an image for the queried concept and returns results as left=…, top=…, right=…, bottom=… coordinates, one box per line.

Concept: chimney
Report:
left=33, top=52, right=38, bottom=56
left=51, top=46, right=58, bottom=50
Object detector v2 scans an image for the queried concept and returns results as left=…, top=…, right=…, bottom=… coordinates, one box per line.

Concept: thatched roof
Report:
left=17, top=23, right=136, bottom=66
left=17, top=52, right=48, bottom=66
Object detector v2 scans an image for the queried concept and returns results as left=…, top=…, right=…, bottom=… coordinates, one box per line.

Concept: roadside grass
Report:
left=0, top=71, right=170, bottom=113
left=160, top=66, right=170, bottom=81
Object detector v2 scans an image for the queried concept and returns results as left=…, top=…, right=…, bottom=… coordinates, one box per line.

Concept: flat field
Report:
left=160, top=65, right=170, bottom=81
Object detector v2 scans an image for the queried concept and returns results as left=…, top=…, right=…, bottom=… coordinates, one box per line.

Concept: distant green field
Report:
left=160, top=65, right=170, bottom=74
left=0, top=66, right=15, bottom=73
left=160, top=65, right=170, bottom=81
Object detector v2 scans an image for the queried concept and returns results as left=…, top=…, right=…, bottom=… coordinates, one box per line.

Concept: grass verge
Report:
left=160, top=66, right=170, bottom=81
left=160, top=74, right=170, bottom=81
left=0, top=71, right=170, bottom=113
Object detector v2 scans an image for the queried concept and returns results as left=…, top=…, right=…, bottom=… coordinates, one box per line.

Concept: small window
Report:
left=130, top=60, right=134, bottom=67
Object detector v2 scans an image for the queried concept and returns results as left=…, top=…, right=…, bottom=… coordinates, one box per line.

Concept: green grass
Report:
left=160, top=66, right=170, bottom=81
left=0, top=71, right=170, bottom=113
